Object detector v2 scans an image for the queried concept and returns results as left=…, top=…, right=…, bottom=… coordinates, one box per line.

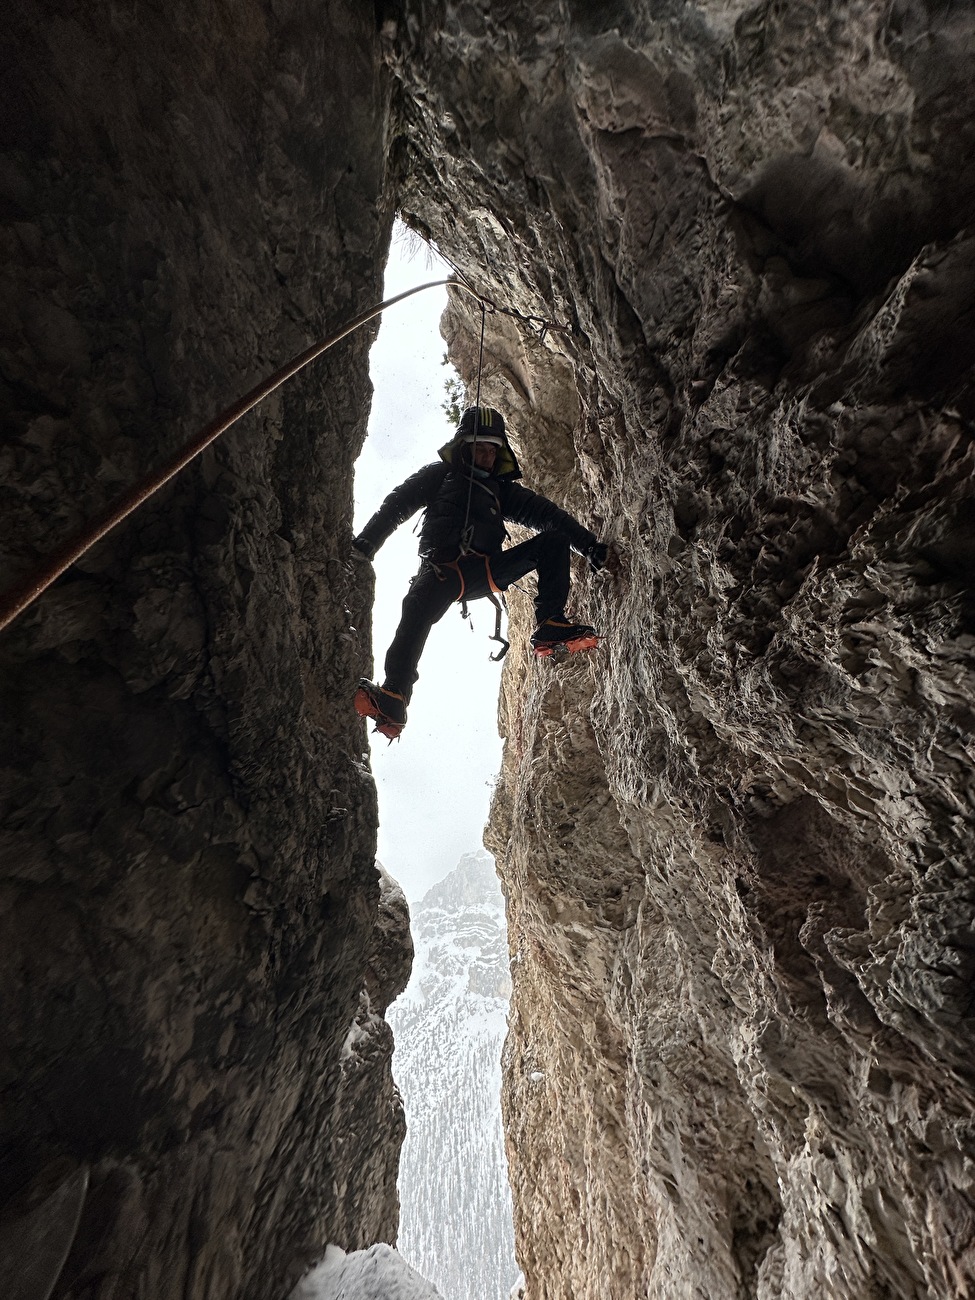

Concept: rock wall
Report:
left=387, top=2, right=975, bottom=1297
left=5, top=1, right=975, bottom=1294
left=0, top=4, right=408, bottom=1298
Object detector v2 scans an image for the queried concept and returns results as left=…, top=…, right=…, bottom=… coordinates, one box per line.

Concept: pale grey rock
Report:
left=292, top=1242, right=444, bottom=1300
left=385, top=3, right=975, bottom=1297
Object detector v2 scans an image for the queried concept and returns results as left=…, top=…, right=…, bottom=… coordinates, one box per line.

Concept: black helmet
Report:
left=438, top=406, right=521, bottom=479
left=458, top=406, right=506, bottom=442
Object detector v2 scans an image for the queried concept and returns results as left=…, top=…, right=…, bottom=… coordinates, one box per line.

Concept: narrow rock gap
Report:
left=347, top=221, right=516, bottom=1299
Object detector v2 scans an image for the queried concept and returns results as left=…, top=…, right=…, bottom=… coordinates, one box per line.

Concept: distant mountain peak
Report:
left=419, top=849, right=503, bottom=912
left=389, top=847, right=517, bottom=1300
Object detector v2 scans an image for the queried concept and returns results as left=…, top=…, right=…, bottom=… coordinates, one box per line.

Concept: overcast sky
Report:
left=354, top=226, right=504, bottom=904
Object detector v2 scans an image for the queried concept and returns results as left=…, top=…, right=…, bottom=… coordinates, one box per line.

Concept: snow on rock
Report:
left=291, top=1244, right=443, bottom=1300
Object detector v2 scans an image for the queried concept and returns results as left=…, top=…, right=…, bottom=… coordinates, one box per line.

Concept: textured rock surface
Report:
left=0, top=4, right=406, bottom=1298
left=6, top=1, right=975, bottom=1296
left=386, top=2, right=975, bottom=1297
left=292, top=1241, right=444, bottom=1300
left=325, top=868, right=413, bottom=1257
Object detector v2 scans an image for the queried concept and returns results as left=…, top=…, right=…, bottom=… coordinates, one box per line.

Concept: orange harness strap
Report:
left=483, top=554, right=501, bottom=596
left=434, top=554, right=509, bottom=660
left=435, top=558, right=467, bottom=604
left=435, top=553, right=494, bottom=605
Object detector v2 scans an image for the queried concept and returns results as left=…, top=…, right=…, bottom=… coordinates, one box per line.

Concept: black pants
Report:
left=383, top=530, right=571, bottom=700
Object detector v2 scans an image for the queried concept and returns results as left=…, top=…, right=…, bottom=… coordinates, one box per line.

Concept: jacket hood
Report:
left=437, top=430, right=522, bottom=480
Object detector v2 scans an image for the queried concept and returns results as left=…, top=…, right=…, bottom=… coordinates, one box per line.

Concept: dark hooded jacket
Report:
left=356, top=429, right=599, bottom=563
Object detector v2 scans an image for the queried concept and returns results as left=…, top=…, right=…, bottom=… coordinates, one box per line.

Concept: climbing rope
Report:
left=458, top=299, right=488, bottom=557
left=0, top=273, right=571, bottom=635
left=455, top=303, right=510, bottom=661
left=448, top=257, right=574, bottom=344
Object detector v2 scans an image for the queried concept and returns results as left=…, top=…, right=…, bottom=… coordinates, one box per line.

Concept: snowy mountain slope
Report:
left=292, top=1244, right=443, bottom=1300
left=388, top=852, right=518, bottom=1300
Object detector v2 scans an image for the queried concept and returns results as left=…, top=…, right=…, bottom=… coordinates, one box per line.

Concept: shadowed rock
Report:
left=1, top=3, right=406, bottom=1297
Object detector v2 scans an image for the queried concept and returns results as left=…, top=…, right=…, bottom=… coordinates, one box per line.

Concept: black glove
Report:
left=586, top=541, right=609, bottom=571
left=352, top=536, right=376, bottom=561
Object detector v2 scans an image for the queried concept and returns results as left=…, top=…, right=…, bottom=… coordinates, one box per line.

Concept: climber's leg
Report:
left=382, top=564, right=460, bottom=703
left=479, top=531, right=599, bottom=655
left=484, top=530, right=571, bottom=622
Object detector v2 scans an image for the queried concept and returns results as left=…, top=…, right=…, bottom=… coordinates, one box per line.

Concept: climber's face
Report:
left=472, top=441, right=498, bottom=470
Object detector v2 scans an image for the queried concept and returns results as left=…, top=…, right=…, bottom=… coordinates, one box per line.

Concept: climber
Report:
left=352, top=406, right=609, bottom=740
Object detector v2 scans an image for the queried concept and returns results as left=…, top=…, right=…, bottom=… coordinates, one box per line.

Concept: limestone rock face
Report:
left=326, top=870, right=414, bottom=1254
left=387, top=3, right=975, bottom=1297
left=1, top=4, right=406, bottom=1298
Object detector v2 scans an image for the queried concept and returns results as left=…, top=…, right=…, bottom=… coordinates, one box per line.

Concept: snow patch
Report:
left=291, top=1244, right=443, bottom=1300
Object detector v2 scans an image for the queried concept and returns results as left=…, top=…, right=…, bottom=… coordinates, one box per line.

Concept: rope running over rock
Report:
left=0, top=275, right=571, bottom=634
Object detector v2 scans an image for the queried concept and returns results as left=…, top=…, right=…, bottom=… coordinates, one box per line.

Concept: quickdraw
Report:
left=485, top=592, right=510, bottom=661
left=479, top=554, right=510, bottom=662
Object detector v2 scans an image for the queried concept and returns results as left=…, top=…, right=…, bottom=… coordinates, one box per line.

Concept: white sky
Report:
left=354, top=225, right=504, bottom=904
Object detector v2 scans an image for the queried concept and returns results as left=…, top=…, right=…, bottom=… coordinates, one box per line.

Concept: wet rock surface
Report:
left=1, top=4, right=406, bottom=1298
left=387, top=2, right=975, bottom=1297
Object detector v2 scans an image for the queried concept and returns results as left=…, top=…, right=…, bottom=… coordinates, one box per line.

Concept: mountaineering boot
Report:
left=530, top=616, right=600, bottom=658
left=354, top=679, right=408, bottom=741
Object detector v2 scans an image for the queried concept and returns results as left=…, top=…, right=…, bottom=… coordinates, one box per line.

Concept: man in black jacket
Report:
left=353, top=406, right=608, bottom=738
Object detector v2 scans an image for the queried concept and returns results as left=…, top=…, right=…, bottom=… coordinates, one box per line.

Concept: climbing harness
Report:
left=431, top=551, right=510, bottom=662
left=0, top=271, right=571, bottom=635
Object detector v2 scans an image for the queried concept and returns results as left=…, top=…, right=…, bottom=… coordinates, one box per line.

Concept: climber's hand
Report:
left=586, top=541, right=609, bottom=572
left=589, top=541, right=622, bottom=576
left=352, top=536, right=376, bottom=561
